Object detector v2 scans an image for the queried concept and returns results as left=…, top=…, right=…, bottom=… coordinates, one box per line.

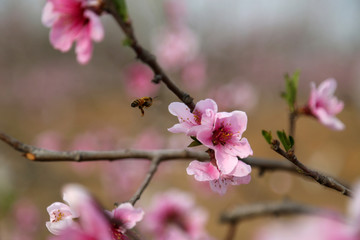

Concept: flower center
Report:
left=193, top=110, right=201, bottom=125
left=52, top=209, right=65, bottom=222
left=212, top=126, right=232, bottom=146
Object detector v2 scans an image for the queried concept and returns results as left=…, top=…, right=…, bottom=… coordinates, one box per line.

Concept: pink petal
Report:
left=194, top=99, right=218, bottom=115
left=230, top=174, right=251, bottom=186
left=42, top=2, right=58, bottom=27
left=228, top=160, right=252, bottom=177
left=209, top=178, right=229, bottom=195
left=84, top=10, right=104, bottom=42
left=214, top=148, right=238, bottom=174
left=317, top=78, right=337, bottom=96
left=186, top=160, right=220, bottom=181
left=113, top=202, right=144, bottom=230
left=168, top=102, right=195, bottom=124
left=49, top=15, right=82, bottom=52
left=196, top=128, right=214, bottom=148
left=75, top=27, right=93, bottom=64
left=316, top=108, right=345, bottom=131
left=225, top=137, right=253, bottom=159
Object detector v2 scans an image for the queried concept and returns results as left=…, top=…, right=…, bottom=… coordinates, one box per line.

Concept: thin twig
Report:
left=102, top=0, right=195, bottom=111
left=271, top=140, right=352, bottom=197
left=128, top=156, right=160, bottom=205
left=289, top=111, right=297, bottom=139
left=224, top=222, right=237, bottom=240
left=220, top=201, right=340, bottom=223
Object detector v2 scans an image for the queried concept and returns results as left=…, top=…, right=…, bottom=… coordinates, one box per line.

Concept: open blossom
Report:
left=48, top=184, right=143, bottom=240
left=143, top=190, right=213, bottom=240
left=168, top=99, right=218, bottom=136
left=46, top=202, right=78, bottom=235
left=187, top=160, right=251, bottom=195
left=42, top=0, right=104, bottom=64
left=197, top=111, right=253, bottom=174
left=306, top=78, right=345, bottom=130
left=256, top=182, right=360, bottom=240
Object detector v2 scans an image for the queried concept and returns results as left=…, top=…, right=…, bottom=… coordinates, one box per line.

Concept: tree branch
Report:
left=220, top=201, right=339, bottom=224
left=102, top=0, right=195, bottom=111
left=0, top=131, right=351, bottom=197
left=128, top=156, right=160, bottom=205
left=271, top=140, right=352, bottom=197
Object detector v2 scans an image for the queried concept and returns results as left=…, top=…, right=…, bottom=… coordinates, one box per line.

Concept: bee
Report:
left=131, top=97, right=153, bottom=116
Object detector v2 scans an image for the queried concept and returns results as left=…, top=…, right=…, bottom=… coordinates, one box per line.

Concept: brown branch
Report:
left=220, top=201, right=339, bottom=224
left=102, top=0, right=195, bottom=111
left=128, top=156, right=160, bottom=205
left=0, top=131, right=351, bottom=197
left=271, top=140, right=352, bottom=197
left=224, top=222, right=237, bottom=240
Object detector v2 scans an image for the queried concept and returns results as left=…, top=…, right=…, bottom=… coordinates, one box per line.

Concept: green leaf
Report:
left=188, top=137, right=202, bottom=147
left=282, top=70, right=300, bottom=112
left=289, top=135, right=295, bottom=148
left=114, top=0, right=128, bottom=21
left=277, top=130, right=291, bottom=152
left=261, top=130, right=272, bottom=144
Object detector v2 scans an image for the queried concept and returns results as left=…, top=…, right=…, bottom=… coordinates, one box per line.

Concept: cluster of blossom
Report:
left=46, top=186, right=213, bottom=240
left=168, top=99, right=253, bottom=195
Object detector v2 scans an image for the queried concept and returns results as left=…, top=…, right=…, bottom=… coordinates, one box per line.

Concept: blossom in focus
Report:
left=187, top=160, right=251, bottom=195
left=197, top=111, right=253, bottom=174
left=46, top=202, right=78, bottom=235
left=42, top=0, right=104, bottom=64
left=306, top=78, right=345, bottom=130
left=143, top=190, right=213, bottom=240
left=168, top=99, right=217, bottom=136
left=123, top=63, right=159, bottom=97
left=255, top=182, right=360, bottom=240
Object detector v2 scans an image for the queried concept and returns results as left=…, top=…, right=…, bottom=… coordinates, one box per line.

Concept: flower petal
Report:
left=214, top=148, right=238, bottom=174
left=209, top=178, right=229, bottom=195
left=186, top=160, right=220, bottom=181
left=84, top=10, right=104, bottom=42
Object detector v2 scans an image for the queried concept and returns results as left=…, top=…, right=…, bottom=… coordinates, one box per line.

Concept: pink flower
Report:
left=187, top=160, right=251, bottom=195
left=168, top=99, right=218, bottom=136
left=143, top=190, right=213, bottom=240
left=48, top=184, right=114, bottom=240
left=46, top=202, right=78, bottom=235
left=153, top=27, right=199, bottom=71
left=108, top=203, right=144, bottom=233
left=123, top=63, right=159, bottom=97
left=197, top=111, right=253, bottom=174
left=307, top=78, right=345, bottom=130
left=42, top=0, right=104, bottom=64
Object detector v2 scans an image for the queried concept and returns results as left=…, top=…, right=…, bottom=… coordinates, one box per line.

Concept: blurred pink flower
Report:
left=123, top=63, right=159, bottom=97
left=187, top=160, right=251, bottom=195
left=209, top=81, right=258, bottom=111
left=164, top=0, right=186, bottom=27
left=34, top=131, right=63, bottom=151
left=144, top=190, right=213, bottom=240
left=181, top=57, right=207, bottom=91
left=197, top=111, right=253, bottom=174
left=153, top=27, right=199, bottom=71
left=108, top=203, right=144, bottom=233
left=168, top=99, right=218, bottom=136
left=42, top=0, right=104, bottom=64
left=255, top=181, right=360, bottom=240
left=306, top=78, right=345, bottom=130
left=13, top=199, right=40, bottom=234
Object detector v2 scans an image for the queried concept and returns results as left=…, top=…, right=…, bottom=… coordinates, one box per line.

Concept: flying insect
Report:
left=131, top=97, right=153, bottom=116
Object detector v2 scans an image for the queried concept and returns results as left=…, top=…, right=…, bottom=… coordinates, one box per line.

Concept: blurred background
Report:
left=0, top=0, right=360, bottom=239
